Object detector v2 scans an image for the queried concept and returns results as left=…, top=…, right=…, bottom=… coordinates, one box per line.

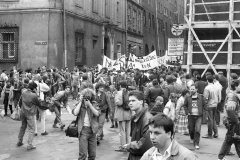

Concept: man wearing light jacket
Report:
left=33, top=75, right=50, bottom=136
left=202, top=75, right=220, bottom=139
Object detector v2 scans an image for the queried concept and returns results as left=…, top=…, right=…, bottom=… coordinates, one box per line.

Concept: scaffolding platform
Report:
left=182, top=0, right=240, bottom=78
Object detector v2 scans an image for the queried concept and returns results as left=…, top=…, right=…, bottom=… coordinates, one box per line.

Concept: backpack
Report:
left=121, top=89, right=130, bottom=110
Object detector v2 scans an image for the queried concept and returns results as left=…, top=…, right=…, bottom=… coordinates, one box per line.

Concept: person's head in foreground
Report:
left=141, top=113, right=198, bottom=160
left=148, top=113, right=174, bottom=151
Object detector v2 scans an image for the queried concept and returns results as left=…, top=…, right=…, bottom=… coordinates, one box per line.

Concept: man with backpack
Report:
left=114, top=80, right=132, bottom=152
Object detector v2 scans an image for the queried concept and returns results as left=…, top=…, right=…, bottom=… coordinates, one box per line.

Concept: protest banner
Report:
left=127, top=51, right=159, bottom=70
left=102, top=55, right=126, bottom=70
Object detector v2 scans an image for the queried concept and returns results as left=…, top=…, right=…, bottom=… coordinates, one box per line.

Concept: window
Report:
left=2, top=33, right=14, bottom=58
left=149, top=13, right=151, bottom=28
left=117, top=1, right=120, bottom=22
left=92, top=0, right=98, bottom=13
left=152, top=15, right=155, bottom=29
left=138, top=12, right=142, bottom=33
left=164, top=8, right=168, bottom=16
left=143, top=11, right=146, bottom=27
left=75, top=32, right=85, bottom=65
left=0, top=27, right=18, bottom=62
left=116, top=43, right=121, bottom=59
left=105, top=0, right=111, bottom=18
left=133, top=9, right=137, bottom=31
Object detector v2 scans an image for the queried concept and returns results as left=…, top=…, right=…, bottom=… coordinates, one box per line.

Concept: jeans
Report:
left=96, top=112, right=106, bottom=139
left=72, top=85, right=78, bottom=100
left=119, top=120, right=130, bottom=146
left=18, top=113, right=35, bottom=146
left=207, top=107, right=218, bottom=136
left=4, top=98, right=12, bottom=115
left=34, top=109, right=46, bottom=133
left=216, top=101, right=224, bottom=125
left=53, top=105, right=64, bottom=126
left=78, top=127, right=96, bottom=160
left=188, top=115, right=202, bottom=145
left=218, top=122, right=240, bottom=159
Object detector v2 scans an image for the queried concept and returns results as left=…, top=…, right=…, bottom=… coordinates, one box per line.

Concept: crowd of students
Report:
left=0, top=65, right=239, bottom=160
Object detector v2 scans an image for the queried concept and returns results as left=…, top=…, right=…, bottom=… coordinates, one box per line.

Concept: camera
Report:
left=83, top=96, right=91, bottom=101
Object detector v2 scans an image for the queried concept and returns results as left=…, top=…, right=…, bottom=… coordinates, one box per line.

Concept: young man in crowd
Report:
left=95, top=83, right=111, bottom=145
left=52, top=86, right=71, bottom=130
left=202, top=75, right=219, bottom=139
left=141, top=113, right=198, bottom=160
left=17, top=82, right=41, bottom=150
left=72, top=82, right=100, bottom=160
left=122, top=90, right=152, bottom=160
left=184, top=84, right=206, bottom=149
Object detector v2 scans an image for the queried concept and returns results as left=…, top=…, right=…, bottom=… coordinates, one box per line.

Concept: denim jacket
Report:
left=76, top=101, right=100, bottom=134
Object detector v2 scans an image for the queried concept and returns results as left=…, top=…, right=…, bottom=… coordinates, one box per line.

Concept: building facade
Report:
left=143, top=0, right=184, bottom=57
left=126, top=0, right=144, bottom=57
left=0, top=0, right=127, bottom=70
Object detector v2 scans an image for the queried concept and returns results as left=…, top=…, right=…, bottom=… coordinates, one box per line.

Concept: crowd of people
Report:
left=0, top=65, right=240, bottom=160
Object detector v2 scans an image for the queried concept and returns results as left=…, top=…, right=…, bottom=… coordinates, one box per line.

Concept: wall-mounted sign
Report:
left=168, top=38, right=184, bottom=56
left=171, top=24, right=184, bottom=36
left=35, top=41, right=48, bottom=45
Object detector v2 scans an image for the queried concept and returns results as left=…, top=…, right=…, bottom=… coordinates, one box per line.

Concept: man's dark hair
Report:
left=148, top=113, right=174, bottom=137
left=152, top=79, right=159, bottom=86
left=230, top=81, right=238, bottom=91
left=65, top=85, right=71, bottom=89
left=28, top=81, right=37, bottom=90
left=213, top=74, right=219, bottom=81
left=23, top=78, right=29, bottom=84
left=82, top=74, right=88, bottom=81
left=129, top=90, right=144, bottom=101
left=196, top=74, right=201, bottom=81
left=95, top=83, right=106, bottom=91
left=206, top=75, right=214, bottom=83
left=119, top=80, right=128, bottom=89
left=181, top=89, right=189, bottom=97
left=185, top=74, right=191, bottom=79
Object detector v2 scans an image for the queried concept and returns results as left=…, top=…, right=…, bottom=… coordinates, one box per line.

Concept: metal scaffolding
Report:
left=184, top=0, right=240, bottom=79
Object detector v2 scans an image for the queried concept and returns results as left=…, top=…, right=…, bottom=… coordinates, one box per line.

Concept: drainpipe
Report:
left=125, top=0, right=128, bottom=56
left=155, top=0, right=160, bottom=56
left=63, top=0, right=67, bottom=68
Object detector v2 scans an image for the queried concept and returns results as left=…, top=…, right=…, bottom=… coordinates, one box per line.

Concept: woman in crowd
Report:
left=175, top=89, right=189, bottom=135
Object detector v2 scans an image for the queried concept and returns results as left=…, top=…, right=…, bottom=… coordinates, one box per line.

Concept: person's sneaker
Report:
left=27, top=145, right=36, bottom=151
left=202, top=134, right=213, bottom=139
left=213, top=134, right=219, bottom=138
left=16, top=142, right=24, bottom=147
left=110, top=125, right=115, bottom=128
left=52, top=124, right=58, bottom=128
left=41, top=131, right=48, bottom=136
left=226, top=151, right=235, bottom=156
left=195, top=145, right=200, bottom=150
left=218, top=158, right=227, bottom=160
left=34, top=133, right=38, bottom=136
left=60, top=124, right=65, bottom=130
